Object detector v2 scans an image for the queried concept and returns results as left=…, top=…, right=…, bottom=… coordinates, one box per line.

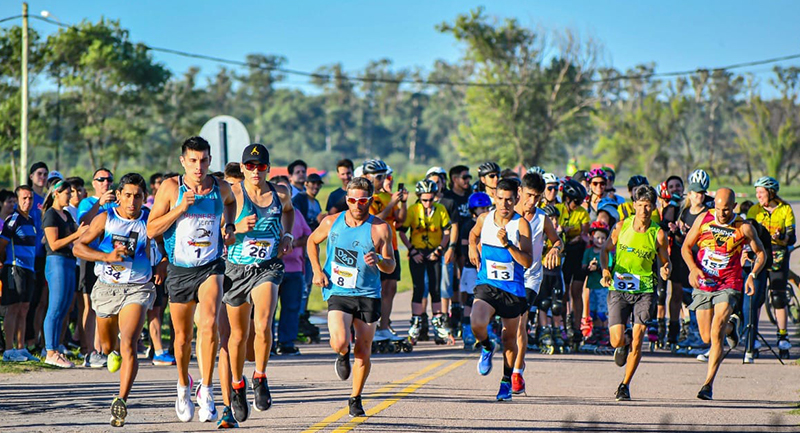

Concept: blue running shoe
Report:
left=153, top=351, right=176, bottom=366
left=496, top=380, right=512, bottom=401
left=217, top=406, right=239, bottom=429
left=477, top=342, right=494, bottom=376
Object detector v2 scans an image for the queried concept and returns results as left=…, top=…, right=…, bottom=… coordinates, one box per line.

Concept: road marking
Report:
left=300, top=360, right=446, bottom=433
left=331, top=359, right=469, bottom=433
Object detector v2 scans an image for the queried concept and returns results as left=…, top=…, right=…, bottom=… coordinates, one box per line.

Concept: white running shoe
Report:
left=196, top=384, right=218, bottom=422
left=175, top=374, right=195, bottom=422
left=743, top=351, right=755, bottom=364
left=696, top=349, right=710, bottom=363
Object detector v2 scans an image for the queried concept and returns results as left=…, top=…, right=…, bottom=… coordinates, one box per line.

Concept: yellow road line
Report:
left=332, top=359, right=469, bottom=433
left=300, top=360, right=446, bottom=433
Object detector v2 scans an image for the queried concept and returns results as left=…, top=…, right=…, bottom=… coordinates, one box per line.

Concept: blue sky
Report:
left=2, top=0, right=798, bottom=90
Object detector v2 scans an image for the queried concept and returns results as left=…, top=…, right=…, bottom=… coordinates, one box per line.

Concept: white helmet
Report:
left=543, top=173, right=559, bottom=185
left=688, top=169, right=710, bottom=191
left=527, top=166, right=545, bottom=176
left=354, top=165, right=364, bottom=177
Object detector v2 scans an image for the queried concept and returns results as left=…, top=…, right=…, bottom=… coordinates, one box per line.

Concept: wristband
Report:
left=377, top=254, right=384, bottom=263
left=225, top=223, right=236, bottom=233
left=282, top=233, right=295, bottom=242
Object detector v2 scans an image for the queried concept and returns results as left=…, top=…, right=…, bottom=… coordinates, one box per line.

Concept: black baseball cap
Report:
left=307, top=173, right=324, bottom=184
left=242, top=143, right=269, bottom=165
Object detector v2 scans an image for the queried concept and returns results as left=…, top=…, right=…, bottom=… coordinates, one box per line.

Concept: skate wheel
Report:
left=547, top=346, right=555, bottom=355
left=403, top=342, right=413, bottom=353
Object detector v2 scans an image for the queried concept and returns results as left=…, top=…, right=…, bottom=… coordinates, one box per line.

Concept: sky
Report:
left=1, top=0, right=799, bottom=91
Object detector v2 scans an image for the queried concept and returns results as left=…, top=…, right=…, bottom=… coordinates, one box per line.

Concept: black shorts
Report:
left=474, top=284, right=527, bottom=319
left=379, top=250, right=401, bottom=282
left=562, top=243, right=586, bottom=286
left=327, top=295, right=381, bottom=324
left=79, top=260, right=98, bottom=295
left=166, top=258, right=225, bottom=304
left=223, top=258, right=285, bottom=307
left=1, top=266, right=35, bottom=305
left=607, top=290, right=655, bottom=327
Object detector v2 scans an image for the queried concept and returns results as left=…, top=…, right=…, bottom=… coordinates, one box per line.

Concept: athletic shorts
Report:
left=688, top=288, right=741, bottom=312
left=459, top=267, right=477, bottom=295
left=91, top=280, right=156, bottom=319
left=0, top=266, right=35, bottom=306
left=474, top=284, right=527, bottom=319
left=223, top=258, right=285, bottom=307
left=79, top=260, right=98, bottom=295
left=607, top=290, right=655, bottom=327
left=166, top=259, right=225, bottom=304
left=327, top=295, right=381, bottom=324
left=380, top=250, right=401, bottom=281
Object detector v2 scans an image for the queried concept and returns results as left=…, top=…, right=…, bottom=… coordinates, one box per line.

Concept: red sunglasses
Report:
left=244, top=163, right=268, bottom=172
left=346, top=196, right=370, bottom=205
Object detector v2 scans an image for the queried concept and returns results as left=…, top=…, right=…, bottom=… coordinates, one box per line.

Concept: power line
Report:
left=16, top=14, right=800, bottom=88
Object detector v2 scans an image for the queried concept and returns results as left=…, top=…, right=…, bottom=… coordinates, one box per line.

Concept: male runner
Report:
left=307, top=177, right=395, bottom=417
left=469, top=179, right=533, bottom=401
left=682, top=188, right=766, bottom=400
left=147, top=136, right=237, bottom=423
left=599, top=185, right=670, bottom=401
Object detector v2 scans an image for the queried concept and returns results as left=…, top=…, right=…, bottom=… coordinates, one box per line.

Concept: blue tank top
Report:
left=95, top=208, right=152, bottom=284
left=476, top=210, right=526, bottom=297
left=164, top=176, right=224, bottom=268
left=323, top=213, right=381, bottom=300
left=228, top=182, right=283, bottom=265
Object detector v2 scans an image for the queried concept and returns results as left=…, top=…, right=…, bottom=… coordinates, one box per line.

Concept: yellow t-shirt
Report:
left=618, top=200, right=661, bottom=224
left=370, top=191, right=399, bottom=249
left=402, top=202, right=451, bottom=250
left=555, top=203, right=590, bottom=243
left=747, top=201, right=796, bottom=248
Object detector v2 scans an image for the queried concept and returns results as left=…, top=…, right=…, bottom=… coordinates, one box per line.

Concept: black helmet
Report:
left=362, top=159, right=388, bottom=175
left=477, top=162, right=500, bottom=177
left=627, top=175, right=649, bottom=190
left=415, top=179, right=439, bottom=195
left=542, top=204, right=561, bottom=218
left=562, top=179, right=587, bottom=202
left=572, top=170, right=589, bottom=183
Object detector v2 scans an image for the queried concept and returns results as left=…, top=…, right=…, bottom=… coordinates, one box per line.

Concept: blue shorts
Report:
left=589, top=287, right=609, bottom=321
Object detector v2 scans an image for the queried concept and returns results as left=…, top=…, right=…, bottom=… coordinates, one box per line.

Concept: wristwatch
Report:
left=283, top=233, right=295, bottom=242
left=225, top=223, right=236, bottom=233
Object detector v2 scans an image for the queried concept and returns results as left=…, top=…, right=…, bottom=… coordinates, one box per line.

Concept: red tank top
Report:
left=694, top=210, right=746, bottom=292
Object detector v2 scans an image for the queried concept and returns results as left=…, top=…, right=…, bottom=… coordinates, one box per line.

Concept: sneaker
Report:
left=45, top=352, right=75, bottom=368
left=153, top=352, right=177, bottom=366
left=613, top=346, right=629, bottom=367
left=3, top=349, right=27, bottom=362
left=615, top=383, right=631, bottom=401
left=726, top=315, right=740, bottom=350
left=778, top=338, right=792, bottom=351
left=348, top=395, right=365, bottom=417
left=107, top=351, right=122, bottom=373
left=277, top=344, right=301, bottom=356
left=231, top=379, right=249, bottom=422
left=85, top=351, right=107, bottom=368
left=110, top=397, right=127, bottom=427
left=696, top=349, right=710, bottom=363
left=496, top=380, right=513, bottom=401
left=197, top=384, right=219, bottom=422
left=477, top=343, right=494, bottom=376
left=511, top=373, right=525, bottom=395
left=335, top=352, right=351, bottom=381
left=17, top=348, right=38, bottom=361
left=252, top=376, right=272, bottom=412
left=217, top=406, right=239, bottom=429
left=743, top=351, right=755, bottom=364
left=175, top=374, right=195, bottom=422
left=697, top=384, right=713, bottom=400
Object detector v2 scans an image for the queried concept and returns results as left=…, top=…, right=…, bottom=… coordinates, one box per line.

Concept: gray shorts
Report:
left=223, top=258, right=285, bottom=307
left=91, top=280, right=156, bottom=318
left=688, top=288, right=740, bottom=311
left=607, top=290, right=655, bottom=327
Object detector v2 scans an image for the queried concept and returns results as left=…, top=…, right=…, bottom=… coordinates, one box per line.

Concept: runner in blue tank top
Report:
left=74, top=173, right=162, bottom=427
left=146, top=136, right=237, bottom=424
left=307, top=177, right=395, bottom=418
left=220, top=144, right=295, bottom=426
left=468, top=179, right=533, bottom=402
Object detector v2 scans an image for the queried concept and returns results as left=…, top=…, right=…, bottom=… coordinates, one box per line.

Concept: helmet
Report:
left=477, top=162, right=501, bottom=177
left=562, top=179, right=587, bottom=202
left=573, top=170, right=589, bottom=183
left=527, top=166, right=545, bottom=176
left=415, top=179, right=439, bottom=195
left=627, top=175, right=649, bottom=190
left=754, top=176, right=779, bottom=193
left=362, top=159, right=388, bottom=175
left=688, top=169, right=710, bottom=191
left=542, top=204, right=561, bottom=218
left=597, top=198, right=620, bottom=221
left=602, top=166, right=616, bottom=182
left=353, top=165, right=364, bottom=177
left=589, top=221, right=610, bottom=235
left=658, top=181, right=670, bottom=200
left=543, top=173, right=559, bottom=185
left=426, top=166, right=446, bottom=178
left=587, top=168, right=606, bottom=181
left=385, top=165, right=393, bottom=176
left=468, top=192, right=492, bottom=209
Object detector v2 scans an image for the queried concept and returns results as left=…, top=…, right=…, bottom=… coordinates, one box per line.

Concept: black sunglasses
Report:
left=94, top=176, right=114, bottom=183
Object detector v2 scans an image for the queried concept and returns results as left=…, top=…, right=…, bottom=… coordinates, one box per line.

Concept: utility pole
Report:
left=20, top=2, right=29, bottom=185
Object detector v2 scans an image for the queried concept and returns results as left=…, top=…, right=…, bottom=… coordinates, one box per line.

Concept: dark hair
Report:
left=288, top=159, right=307, bottom=175
left=116, top=173, right=148, bottom=195
left=270, top=175, right=290, bottom=185
left=27, top=161, right=48, bottom=186
left=521, top=172, right=545, bottom=193
left=665, top=175, right=683, bottom=187
left=164, top=172, right=180, bottom=179
left=497, top=178, right=520, bottom=196
left=46, top=177, right=62, bottom=189
left=346, top=177, right=374, bottom=196
left=632, top=185, right=657, bottom=204
left=336, top=159, right=354, bottom=171
left=65, top=176, right=85, bottom=189
left=181, top=136, right=211, bottom=155
left=15, top=185, right=34, bottom=196
left=0, top=189, right=15, bottom=204
left=224, top=162, right=244, bottom=180
left=500, top=168, right=519, bottom=180
left=93, top=167, right=112, bottom=178
left=42, top=180, right=71, bottom=216
left=448, top=165, right=469, bottom=189
left=149, top=172, right=164, bottom=186
left=210, top=171, right=225, bottom=181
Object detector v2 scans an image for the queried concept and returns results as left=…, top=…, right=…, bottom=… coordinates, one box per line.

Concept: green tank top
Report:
left=611, top=217, right=659, bottom=293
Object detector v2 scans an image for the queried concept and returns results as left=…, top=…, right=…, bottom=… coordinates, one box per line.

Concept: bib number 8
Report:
left=337, top=277, right=345, bottom=286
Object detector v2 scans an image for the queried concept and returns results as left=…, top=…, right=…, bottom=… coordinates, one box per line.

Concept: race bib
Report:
left=103, top=261, right=133, bottom=284
left=486, top=259, right=515, bottom=281
left=331, top=263, right=358, bottom=289
left=613, top=272, right=641, bottom=292
left=700, top=249, right=730, bottom=276
left=244, top=236, right=275, bottom=261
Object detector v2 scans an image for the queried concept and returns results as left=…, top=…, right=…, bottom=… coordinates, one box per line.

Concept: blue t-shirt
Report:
left=1, top=211, right=38, bottom=271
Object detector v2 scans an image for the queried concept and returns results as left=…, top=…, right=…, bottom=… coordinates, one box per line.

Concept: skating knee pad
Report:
left=538, top=298, right=552, bottom=313
left=657, top=286, right=667, bottom=305
left=771, top=291, right=789, bottom=309
left=551, top=299, right=564, bottom=316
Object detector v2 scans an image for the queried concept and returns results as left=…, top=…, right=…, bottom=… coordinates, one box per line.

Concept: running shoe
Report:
left=107, top=351, right=122, bottom=373
left=153, top=351, right=177, bottom=366
left=197, top=384, right=219, bottom=422
left=85, top=351, right=107, bottom=368
left=496, top=380, right=513, bottom=401
left=175, top=374, right=195, bottom=422
left=335, top=352, right=351, bottom=381
left=615, top=383, right=631, bottom=401
left=45, top=352, right=75, bottom=368
left=110, top=397, right=127, bottom=427
left=511, top=373, right=525, bottom=395
left=252, top=376, right=272, bottom=412
left=277, top=344, right=301, bottom=356
left=3, top=349, right=27, bottom=362
left=696, top=349, right=710, bottom=363
left=217, top=406, right=239, bottom=429
left=348, top=396, right=365, bottom=417
left=697, top=384, right=713, bottom=400
left=477, top=342, right=495, bottom=376
left=17, top=348, right=38, bottom=361
left=726, top=315, right=740, bottom=350
left=231, top=379, right=249, bottom=422
left=613, top=345, right=629, bottom=367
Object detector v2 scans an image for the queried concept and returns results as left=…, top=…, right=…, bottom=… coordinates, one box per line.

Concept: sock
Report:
left=512, top=367, right=523, bottom=375
left=232, top=378, right=245, bottom=390
left=503, top=364, right=512, bottom=379
left=253, top=370, right=266, bottom=379
left=479, top=338, right=493, bottom=351
left=779, top=329, right=788, bottom=336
